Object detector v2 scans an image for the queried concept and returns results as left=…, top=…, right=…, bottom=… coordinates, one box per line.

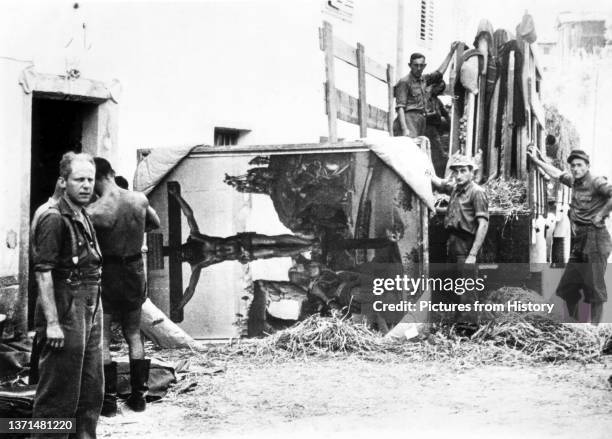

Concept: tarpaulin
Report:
left=133, top=145, right=197, bottom=194
left=366, top=136, right=436, bottom=212
left=135, top=138, right=436, bottom=212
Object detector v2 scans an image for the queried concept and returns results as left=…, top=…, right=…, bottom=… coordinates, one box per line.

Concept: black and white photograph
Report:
left=1, top=0, right=612, bottom=438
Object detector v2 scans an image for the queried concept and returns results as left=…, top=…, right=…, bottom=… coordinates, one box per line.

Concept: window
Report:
left=323, top=0, right=354, bottom=23
left=419, top=0, right=435, bottom=43
left=214, top=127, right=249, bottom=146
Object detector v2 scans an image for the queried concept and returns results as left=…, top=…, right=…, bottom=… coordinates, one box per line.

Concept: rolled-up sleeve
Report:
left=394, top=80, right=408, bottom=109
left=594, top=176, right=612, bottom=198
left=32, top=213, right=63, bottom=272
left=559, top=172, right=574, bottom=188
left=473, top=189, right=489, bottom=221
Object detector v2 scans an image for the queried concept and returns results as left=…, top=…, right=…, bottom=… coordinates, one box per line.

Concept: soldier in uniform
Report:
left=528, top=146, right=612, bottom=323
left=31, top=152, right=103, bottom=438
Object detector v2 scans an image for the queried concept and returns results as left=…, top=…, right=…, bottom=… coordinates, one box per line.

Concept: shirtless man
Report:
left=87, top=157, right=160, bottom=415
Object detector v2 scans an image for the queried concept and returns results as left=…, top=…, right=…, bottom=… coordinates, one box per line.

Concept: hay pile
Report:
left=484, top=178, right=528, bottom=214
left=470, top=313, right=608, bottom=363
left=267, top=315, right=388, bottom=355
left=237, top=314, right=612, bottom=366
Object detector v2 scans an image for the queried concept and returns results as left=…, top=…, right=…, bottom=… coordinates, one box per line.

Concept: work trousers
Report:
left=556, top=225, right=611, bottom=305
left=393, top=111, right=426, bottom=138
left=32, top=282, right=103, bottom=439
left=431, top=232, right=479, bottom=323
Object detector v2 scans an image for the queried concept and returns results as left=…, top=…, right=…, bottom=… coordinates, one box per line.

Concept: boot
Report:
left=126, top=358, right=150, bottom=412
left=101, top=362, right=118, bottom=417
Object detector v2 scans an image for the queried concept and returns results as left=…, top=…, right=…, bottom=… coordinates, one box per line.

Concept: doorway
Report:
left=30, top=96, right=98, bottom=218
left=28, top=96, right=99, bottom=326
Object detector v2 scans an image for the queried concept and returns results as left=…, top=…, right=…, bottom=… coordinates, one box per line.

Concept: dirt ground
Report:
left=98, top=347, right=612, bottom=439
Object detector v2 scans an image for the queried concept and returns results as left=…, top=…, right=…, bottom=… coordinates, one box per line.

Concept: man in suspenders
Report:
left=31, top=152, right=103, bottom=438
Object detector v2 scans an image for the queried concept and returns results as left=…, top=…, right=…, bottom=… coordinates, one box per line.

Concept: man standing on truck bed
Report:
left=528, top=146, right=612, bottom=324
left=429, top=155, right=489, bottom=319
left=87, top=157, right=160, bottom=416
left=393, top=41, right=459, bottom=138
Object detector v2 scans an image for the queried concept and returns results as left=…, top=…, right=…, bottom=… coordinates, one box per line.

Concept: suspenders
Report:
left=38, top=205, right=101, bottom=286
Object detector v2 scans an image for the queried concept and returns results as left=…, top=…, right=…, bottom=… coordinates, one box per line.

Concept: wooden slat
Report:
left=167, top=181, right=184, bottom=323
left=502, top=52, right=515, bottom=178
left=322, top=21, right=338, bottom=142
left=474, top=37, right=488, bottom=175
left=357, top=43, right=367, bottom=138
left=518, top=42, right=531, bottom=180
left=386, top=64, right=394, bottom=135
left=448, top=44, right=464, bottom=162
left=364, top=55, right=388, bottom=83
left=325, top=87, right=389, bottom=131
left=487, top=79, right=501, bottom=180
left=531, top=95, right=546, bottom=126
left=319, top=26, right=388, bottom=82
left=190, top=141, right=369, bottom=156
left=331, top=35, right=357, bottom=68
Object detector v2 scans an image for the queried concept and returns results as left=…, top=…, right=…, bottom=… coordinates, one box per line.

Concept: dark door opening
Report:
left=28, top=96, right=98, bottom=326
left=30, top=97, right=98, bottom=218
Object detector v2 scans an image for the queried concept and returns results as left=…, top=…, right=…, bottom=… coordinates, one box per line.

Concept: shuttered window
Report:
left=419, top=0, right=435, bottom=43
left=323, top=0, right=354, bottom=23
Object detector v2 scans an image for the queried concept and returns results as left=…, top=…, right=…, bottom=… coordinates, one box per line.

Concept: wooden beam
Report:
left=364, top=56, right=388, bottom=83
left=326, top=88, right=389, bottom=131
left=357, top=43, right=367, bottom=138
left=448, top=44, right=465, bottom=162
left=502, top=52, right=515, bottom=178
left=474, top=37, right=488, bottom=176
left=518, top=42, right=532, bottom=180
left=190, top=140, right=369, bottom=155
left=322, top=21, right=338, bottom=143
left=487, top=79, right=501, bottom=180
left=531, top=94, right=546, bottom=127
left=318, top=27, right=388, bottom=83
left=167, top=181, right=183, bottom=323
left=386, top=64, right=394, bottom=136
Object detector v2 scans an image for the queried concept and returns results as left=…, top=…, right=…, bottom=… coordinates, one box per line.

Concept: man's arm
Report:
left=593, top=179, right=612, bottom=224
left=177, top=267, right=202, bottom=310
left=168, top=187, right=200, bottom=233
left=35, top=271, right=64, bottom=349
left=32, top=212, right=66, bottom=348
left=394, top=81, right=410, bottom=136
left=397, top=107, right=410, bottom=136
left=429, top=171, right=453, bottom=194
left=434, top=41, right=461, bottom=75
left=527, top=144, right=566, bottom=181
left=466, top=218, right=488, bottom=264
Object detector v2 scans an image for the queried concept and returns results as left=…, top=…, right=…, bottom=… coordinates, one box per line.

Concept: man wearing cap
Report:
left=393, top=42, right=460, bottom=138
left=528, top=146, right=612, bottom=323
left=430, top=155, right=489, bottom=267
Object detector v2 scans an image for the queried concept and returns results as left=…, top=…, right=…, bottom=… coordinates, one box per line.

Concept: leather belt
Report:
left=103, top=253, right=142, bottom=264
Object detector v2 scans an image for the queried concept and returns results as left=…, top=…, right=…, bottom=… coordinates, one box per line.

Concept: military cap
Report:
left=566, top=149, right=590, bottom=164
